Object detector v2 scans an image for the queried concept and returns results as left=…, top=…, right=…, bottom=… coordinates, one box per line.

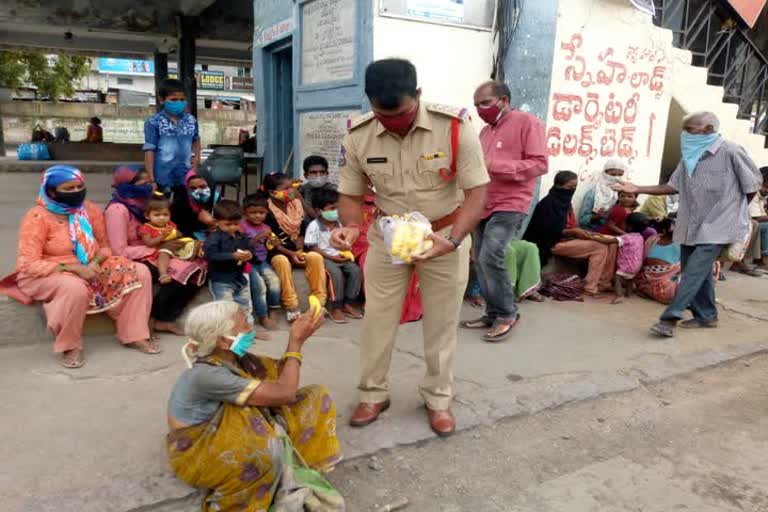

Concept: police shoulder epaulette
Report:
left=425, top=103, right=470, bottom=121
left=347, top=112, right=375, bottom=131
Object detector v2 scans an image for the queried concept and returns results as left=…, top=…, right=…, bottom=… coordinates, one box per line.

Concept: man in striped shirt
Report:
left=617, top=111, right=761, bottom=337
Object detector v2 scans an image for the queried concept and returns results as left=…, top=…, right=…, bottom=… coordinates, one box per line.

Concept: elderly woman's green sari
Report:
left=166, top=353, right=342, bottom=511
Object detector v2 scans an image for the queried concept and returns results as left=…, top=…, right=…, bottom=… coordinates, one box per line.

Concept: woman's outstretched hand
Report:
left=287, top=308, right=325, bottom=349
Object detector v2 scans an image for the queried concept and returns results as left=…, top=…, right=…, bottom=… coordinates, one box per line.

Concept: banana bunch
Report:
left=266, top=232, right=281, bottom=250
left=308, top=295, right=324, bottom=322
left=390, top=217, right=433, bottom=263
left=176, top=237, right=197, bottom=260
left=339, top=250, right=355, bottom=262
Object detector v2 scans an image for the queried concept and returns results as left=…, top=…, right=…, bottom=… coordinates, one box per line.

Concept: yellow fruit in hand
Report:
left=308, top=295, right=323, bottom=322
left=339, top=250, right=355, bottom=262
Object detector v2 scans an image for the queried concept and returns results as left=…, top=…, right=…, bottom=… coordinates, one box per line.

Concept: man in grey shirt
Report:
left=618, top=111, right=761, bottom=337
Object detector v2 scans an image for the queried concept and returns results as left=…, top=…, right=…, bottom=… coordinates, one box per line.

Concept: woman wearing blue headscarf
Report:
left=0, top=165, right=156, bottom=368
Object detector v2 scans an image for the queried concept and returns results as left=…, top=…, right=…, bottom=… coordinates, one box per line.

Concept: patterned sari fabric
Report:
left=86, top=256, right=143, bottom=314
left=166, top=354, right=342, bottom=512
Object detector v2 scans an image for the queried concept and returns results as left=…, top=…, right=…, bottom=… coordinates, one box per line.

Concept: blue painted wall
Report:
left=501, top=0, right=559, bottom=219
left=501, top=0, right=559, bottom=120
left=253, top=0, right=374, bottom=177
left=252, top=0, right=296, bottom=172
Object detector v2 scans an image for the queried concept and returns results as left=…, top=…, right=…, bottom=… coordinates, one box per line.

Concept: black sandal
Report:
left=459, top=317, right=493, bottom=329
left=483, top=315, right=520, bottom=343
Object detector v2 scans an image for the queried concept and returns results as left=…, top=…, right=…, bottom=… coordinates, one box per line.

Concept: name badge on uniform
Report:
left=366, top=157, right=388, bottom=164
left=496, top=141, right=503, bottom=149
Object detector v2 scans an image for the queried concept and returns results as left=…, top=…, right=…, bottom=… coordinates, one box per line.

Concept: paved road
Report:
left=3, top=171, right=768, bottom=511
left=333, top=353, right=768, bottom=511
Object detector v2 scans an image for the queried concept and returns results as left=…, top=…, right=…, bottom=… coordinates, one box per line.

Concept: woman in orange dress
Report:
left=0, top=166, right=156, bottom=368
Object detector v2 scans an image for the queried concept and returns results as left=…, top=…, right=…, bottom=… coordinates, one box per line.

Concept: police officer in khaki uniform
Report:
left=331, top=59, right=489, bottom=436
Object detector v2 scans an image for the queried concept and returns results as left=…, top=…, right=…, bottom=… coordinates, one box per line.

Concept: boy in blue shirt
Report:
left=143, top=79, right=201, bottom=194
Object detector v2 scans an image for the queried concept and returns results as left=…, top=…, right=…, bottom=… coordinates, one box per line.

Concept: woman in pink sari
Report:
left=104, top=165, right=206, bottom=335
left=0, top=166, right=155, bottom=368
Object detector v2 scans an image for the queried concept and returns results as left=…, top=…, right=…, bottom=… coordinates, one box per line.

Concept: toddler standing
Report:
left=305, top=188, right=363, bottom=323
left=612, top=212, right=650, bottom=304
left=241, top=193, right=282, bottom=330
left=599, top=191, right=640, bottom=235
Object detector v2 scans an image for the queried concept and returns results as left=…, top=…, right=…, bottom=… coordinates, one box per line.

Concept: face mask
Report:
left=227, top=330, right=256, bottom=357
left=306, top=176, right=329, bottom=188
left=118, top=182, right=154, bottom=200
left=552, top=186, right=576, bottom=201
left=271, top=190, right=296, bottom=202
left=680, top=131, right=720, bottom=175
left=54, top=188, right=87, bottom=207
left=374, top=103, right=419, bottom=137
left=321, top=209, right=339, bottom=222
left=164, top=100, right=187, bottom=116
left=190, top=187, right=211, bottom=203
left=477, top=101, right=504, bottom=125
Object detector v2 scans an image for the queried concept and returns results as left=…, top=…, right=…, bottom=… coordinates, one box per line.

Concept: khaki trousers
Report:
left=358, top=226, right=470, bottom=410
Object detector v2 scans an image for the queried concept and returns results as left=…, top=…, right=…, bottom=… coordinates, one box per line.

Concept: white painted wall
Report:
left=373, top=13, right=493, bottom=133
left=544, top=0, right=674, bottom=208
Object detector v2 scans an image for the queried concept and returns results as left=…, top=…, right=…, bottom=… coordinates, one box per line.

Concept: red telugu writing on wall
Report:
left=547, top=33, right=668, bottom=176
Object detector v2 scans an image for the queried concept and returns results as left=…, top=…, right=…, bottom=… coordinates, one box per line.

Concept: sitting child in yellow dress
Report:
left=139, top=197, right=196, bottom=284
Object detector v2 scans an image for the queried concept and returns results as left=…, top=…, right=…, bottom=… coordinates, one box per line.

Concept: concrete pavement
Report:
left=1, top=172, right=768, bottom=511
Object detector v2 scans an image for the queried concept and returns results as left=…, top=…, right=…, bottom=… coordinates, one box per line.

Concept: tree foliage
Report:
left=0, top=51, right=90, bottom=100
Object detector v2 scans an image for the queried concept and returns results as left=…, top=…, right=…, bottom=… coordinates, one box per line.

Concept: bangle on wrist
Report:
left=345, top=223, right=360, bottom=229
left=447, top=236, right=463, bottom=250
left=283, top=351, right=303, bottom=364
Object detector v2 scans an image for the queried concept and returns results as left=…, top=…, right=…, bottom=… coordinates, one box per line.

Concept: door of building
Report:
left=267, top=39, right=294, bottom=173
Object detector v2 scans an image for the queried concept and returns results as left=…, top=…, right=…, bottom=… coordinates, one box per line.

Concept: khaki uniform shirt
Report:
left=338, top=102, right=490, bottom=222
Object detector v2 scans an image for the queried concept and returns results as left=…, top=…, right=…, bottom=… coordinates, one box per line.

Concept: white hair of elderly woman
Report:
left=682, top=111, right=720, bottom=132
left=181, top=300, right=241, bottom=368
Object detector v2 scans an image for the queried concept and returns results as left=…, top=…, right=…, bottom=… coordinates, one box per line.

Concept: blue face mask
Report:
left=117, top=182, right=154, bottom=200
left=190, top=187, right=211, bottom=203
left=228, top=330, right=256, bottom=357
left=164, top=100, right=187, bottom=116
left=680, top=132, right=720, bottom=175
left=320, top=209, right=339, bottom=222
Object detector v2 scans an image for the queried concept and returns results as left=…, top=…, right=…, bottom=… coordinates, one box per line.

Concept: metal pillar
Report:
left=153, top=51, right=168, bottom=111
left=176, top=15, right=198, bottom=117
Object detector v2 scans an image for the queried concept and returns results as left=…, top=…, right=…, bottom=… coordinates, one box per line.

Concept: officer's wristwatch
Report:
left=447, top=236, right=463, bottom=251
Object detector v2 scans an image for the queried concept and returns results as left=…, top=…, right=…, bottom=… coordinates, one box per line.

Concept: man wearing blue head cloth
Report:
left=617, top=111, right=761, bottom=337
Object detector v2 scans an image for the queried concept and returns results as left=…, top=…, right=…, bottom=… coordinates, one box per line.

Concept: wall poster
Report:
left=299, top=110, right=360, bottom=182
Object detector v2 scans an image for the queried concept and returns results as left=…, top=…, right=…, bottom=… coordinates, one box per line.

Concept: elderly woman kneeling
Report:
left=166, top=301, right=342, bottom=511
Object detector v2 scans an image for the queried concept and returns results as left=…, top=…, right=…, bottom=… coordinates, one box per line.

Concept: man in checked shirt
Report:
left=617, top=111, right=761, bottom=337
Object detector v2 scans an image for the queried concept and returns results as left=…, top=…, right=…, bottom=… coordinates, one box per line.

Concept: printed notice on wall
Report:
left=406, top=0, right=465, bottom=23
left=301, top=0, right=356, bottom=85
left=299, top=110, right=360, bottom=182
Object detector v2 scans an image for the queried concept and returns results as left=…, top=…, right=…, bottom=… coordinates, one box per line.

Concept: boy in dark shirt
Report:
left=203, top=200, right=254, bottom=323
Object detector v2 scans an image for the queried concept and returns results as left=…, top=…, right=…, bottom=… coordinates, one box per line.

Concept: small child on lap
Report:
left=203, top=200, right=255, bottom=323
left=241, top=193, right=281, bottom=330
left=305, top=187, right=363, bottom=323
left=139, top=197, right=181, bottom=284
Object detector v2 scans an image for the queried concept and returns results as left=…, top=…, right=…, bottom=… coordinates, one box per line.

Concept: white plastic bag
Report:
left=378, top=212, right=434, bottom=265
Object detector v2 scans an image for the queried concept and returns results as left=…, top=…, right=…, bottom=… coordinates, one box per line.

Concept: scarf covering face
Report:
left=110, top=164, right=151, bottom=221
left=593, top=158, right=628, bottom=213
left=523, top=186, right=576, bottom=265
left=37, top=165, right=95, bottom=265
left=185, top=169, right=217, bottom=214
left=681, top=132, right=720, bottom=175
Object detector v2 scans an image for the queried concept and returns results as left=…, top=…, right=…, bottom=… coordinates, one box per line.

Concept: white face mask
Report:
left=306, top=176, right=329, bottom=188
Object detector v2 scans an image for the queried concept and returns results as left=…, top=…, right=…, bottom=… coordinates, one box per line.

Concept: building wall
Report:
left=1, top=101, right=252, bottom=146
left=373, top=14, right=494, bottom=132
left=544, top=0, right=674, bottom=207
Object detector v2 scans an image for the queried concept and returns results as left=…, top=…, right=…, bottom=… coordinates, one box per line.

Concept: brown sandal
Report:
left=61, top=350, right=85, bottom=369
left=126, top=339, right=161, bottom=354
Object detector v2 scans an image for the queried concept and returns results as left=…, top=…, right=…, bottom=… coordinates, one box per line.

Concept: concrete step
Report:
left=0, top=269, right=317, bottom=348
